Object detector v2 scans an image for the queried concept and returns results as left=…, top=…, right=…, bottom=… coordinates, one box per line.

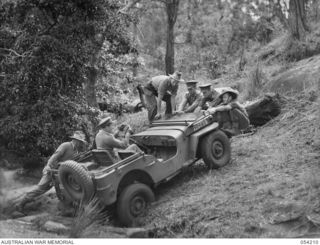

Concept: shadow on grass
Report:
left=154, top=161, right=211, bottom=197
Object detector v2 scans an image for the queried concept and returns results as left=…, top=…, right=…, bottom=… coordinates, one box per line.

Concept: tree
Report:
left=288, top=0, right=309, bottom=40
left=119, top=0, right=180, bottom=75
left=0, top=0, right=131, bottom=160
left=164, top=0, right=180, bottom=75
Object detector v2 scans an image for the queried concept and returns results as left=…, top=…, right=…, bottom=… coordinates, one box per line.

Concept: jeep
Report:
left=51, top=110, right=248, bottom=226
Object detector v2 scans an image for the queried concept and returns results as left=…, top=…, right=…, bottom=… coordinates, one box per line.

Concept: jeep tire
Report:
left=117, top=183, right=155, bottom=227
left=58, top=160, right=94, bottom=203
left=201, top=130, right=231, bottom=169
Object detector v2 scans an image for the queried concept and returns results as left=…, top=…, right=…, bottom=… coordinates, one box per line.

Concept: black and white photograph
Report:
left=0, top=0, right=320, bottom=241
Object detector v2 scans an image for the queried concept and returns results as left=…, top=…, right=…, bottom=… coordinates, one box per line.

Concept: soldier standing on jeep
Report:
left=176, top=80, right=203, bottom=114
left=142, top=71, right=184, bottom=122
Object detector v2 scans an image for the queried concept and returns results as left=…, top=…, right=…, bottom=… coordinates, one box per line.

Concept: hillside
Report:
left=1, top=52, right=319, bottom=238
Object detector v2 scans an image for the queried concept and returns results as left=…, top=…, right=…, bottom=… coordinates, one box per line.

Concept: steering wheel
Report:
left=129, top=137, right=149, bottom=152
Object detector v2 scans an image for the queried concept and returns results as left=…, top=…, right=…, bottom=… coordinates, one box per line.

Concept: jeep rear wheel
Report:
left=117, top=183, right=155, bottom=227
left=58, top=160, right=94, bottom=204
left=201, top=130, right=231, bottom=169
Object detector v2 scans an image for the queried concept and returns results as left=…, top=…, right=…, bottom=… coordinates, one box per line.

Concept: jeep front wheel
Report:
left=201, top=130, right=231, bottom=169
left=117, top=183, right=155, bottom=227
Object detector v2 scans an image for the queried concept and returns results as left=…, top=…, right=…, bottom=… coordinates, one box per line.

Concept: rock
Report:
left=126, top=227, right=151, bottom=238
left=18, top=212, right=50, bottom=223
left=269, top=201, right=305, bottom=224
left=43, top=220, right=69, bottom=233
left=10, top=211, right=26, bottom=219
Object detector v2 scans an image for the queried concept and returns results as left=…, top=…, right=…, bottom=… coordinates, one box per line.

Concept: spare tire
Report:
left=58, top=160, right=94, bottom=203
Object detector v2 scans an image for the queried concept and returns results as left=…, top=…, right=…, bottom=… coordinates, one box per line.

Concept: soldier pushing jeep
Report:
left=141, top=71, right=184, bottom=122
left=14, top=131, right=87, bottom=213
left=176, top=80, right=203, bottom=114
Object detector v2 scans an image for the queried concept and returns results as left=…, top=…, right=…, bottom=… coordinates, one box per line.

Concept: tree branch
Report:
left=0, top=48, right=22, bottom=57
left=118, top=0, right=142, bottom=14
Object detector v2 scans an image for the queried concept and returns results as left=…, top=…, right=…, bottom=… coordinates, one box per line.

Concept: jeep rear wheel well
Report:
left=117, top=170, right=154, bottom=196
left=196, top=130, right=217, bottom=158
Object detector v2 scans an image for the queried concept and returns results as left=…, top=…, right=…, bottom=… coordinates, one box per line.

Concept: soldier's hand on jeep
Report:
left=118, top=123, right=128, bottom=131
left=154, top=113, right=161, bottom=120
left=202, top=110, right=210, bottom=116
left=207, top=108, right=216, bottom=115
left=127, top=125, right=133, bottom=134
left=175, top=110, right=184, bottom=115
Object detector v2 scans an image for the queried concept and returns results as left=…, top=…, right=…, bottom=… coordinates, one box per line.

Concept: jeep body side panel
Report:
left=94, top=130, right=192, bottom=206
left=94, top=154, right=156, bottom=205
left=188, top=122, right=219, bottom=160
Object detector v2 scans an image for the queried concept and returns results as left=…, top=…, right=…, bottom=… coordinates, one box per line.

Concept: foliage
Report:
left=69, top=198, right=109, bottom=238
left=283, top=32, right=320, bottom=61
left=0, top=0, right=131, bottom=160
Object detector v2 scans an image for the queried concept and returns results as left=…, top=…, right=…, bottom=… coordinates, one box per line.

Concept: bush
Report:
left=284, top=34, right=320, bottom=62
left=0, top=0, right=130, bottom=161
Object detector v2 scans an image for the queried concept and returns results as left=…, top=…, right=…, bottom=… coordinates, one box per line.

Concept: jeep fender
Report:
left=95, top=168, right=155, bottom=206
left=189, top=122, right=219, bottom=159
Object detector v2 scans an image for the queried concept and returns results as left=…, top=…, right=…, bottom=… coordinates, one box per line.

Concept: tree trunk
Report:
left=85, top=65, right=98, bottom=107
left=132, top=23, right=139, bottom=78
left=288, top=0, right=309, bottom=40
left=272, top=0, right=288, bottom=28
left=165, top=0, right=179, bottom=75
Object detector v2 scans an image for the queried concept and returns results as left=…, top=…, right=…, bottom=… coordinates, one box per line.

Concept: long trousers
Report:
left=142, top=87, right=172, bottom=122
left=20, top=166, right=53, bottom=206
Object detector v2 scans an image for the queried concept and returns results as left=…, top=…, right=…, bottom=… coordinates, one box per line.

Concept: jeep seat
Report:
left=118, top=150, right=135, bottom=160
left=91, top=149, right=115, bottom=166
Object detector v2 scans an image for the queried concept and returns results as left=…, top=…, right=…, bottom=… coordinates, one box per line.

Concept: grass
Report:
left=69, top=198, right=109, bottom=238
left=133, top=94, right=320, bottom=238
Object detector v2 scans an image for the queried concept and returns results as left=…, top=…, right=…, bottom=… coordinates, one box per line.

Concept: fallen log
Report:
left=98, top=100, right=143, bottom=115
left=244, top=93, right=281, bottom=127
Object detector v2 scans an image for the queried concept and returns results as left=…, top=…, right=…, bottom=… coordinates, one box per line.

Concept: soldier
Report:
left=95, top=117, right=141, bottom=161
left=198, top=83, right=221, bottom=110
left=205, top=87, right=249, bottom=135
left=206, top=87, right=248, bottom=117
left=15, top=131, right=87, bottom=212
left=176, top=80, right=203, bottom=114
left=142, top=71, right=184, bottom=122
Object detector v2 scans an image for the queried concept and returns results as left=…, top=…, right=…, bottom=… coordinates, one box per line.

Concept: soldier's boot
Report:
left=14, top=196, right=31, bottom=213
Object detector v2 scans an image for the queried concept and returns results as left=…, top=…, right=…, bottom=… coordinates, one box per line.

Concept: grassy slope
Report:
left=112, top=32, right=320, bottom=238
left=142, top=95, right=320, bottom=238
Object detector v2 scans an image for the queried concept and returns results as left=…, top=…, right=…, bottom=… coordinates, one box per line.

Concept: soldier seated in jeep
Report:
left=95, top=117, right=142, bottom=161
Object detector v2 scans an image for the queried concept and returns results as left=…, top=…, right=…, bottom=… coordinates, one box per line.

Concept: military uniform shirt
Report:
left=47, top=142, right=78, bottom=169
left=150, top=75, right=179, bottom=99
left=200, top=90, right=221, bottom=109
left=95, top=129, right=128, bottom=159
left=183, top=90, right=203, bottom=112
left=229, top=101, right=249, bottom=117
